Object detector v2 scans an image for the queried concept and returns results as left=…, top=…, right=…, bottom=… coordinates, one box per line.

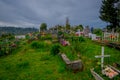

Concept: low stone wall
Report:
left=60, top=53, right=83, bottom=72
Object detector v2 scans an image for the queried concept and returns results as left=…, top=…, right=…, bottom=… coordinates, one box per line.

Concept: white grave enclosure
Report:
left=15, top=35, right=26, bottom=39
left=102, top=32, right=119, bottom=42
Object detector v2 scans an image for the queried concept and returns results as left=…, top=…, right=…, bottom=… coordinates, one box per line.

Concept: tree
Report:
left=75, top=25, right=84, bottom=31
left=65, top=17, right=71, bottom=31
left=99, top=0, right=119, bottom=31
left=40, top=23, right=47, bottom=32
left=93, top=28, right=102, bottom=36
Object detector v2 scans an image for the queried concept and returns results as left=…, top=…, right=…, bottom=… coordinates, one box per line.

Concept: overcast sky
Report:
left=0, top=0, right=107, bottom=28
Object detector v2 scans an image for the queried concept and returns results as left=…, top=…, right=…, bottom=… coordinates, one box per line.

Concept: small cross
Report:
left=95, top=46, right=110, bottom=70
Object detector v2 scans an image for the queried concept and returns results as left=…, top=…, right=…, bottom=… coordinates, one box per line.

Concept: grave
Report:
left=51, top=33, right=58, bottom=43
left=102, top=32, right=119, bottom=42
left=75, top=29, right=84, bottom=36
left=60, top=53, right=83, bottom=72
left=91, top=34, right=97, bottom=40
left=95, top=47, right=110, bottom=70
left=90, top=68, right=104, bottom=80
left=91, top=46, right=120, bottom=80
left=89, top=33, right=101, bottom=41
left=15, top=35, right=26, bottom=39
left=83, top=26, right=90, bottom=37
left=60, top=39, right=70, bottom=46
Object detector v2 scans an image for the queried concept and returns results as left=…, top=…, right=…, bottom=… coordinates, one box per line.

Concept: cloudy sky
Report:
left=0, top=0, right=107, bottom=28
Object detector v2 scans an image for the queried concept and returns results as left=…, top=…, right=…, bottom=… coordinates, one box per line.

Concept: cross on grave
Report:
left=95, top=46, right=110, bottom=70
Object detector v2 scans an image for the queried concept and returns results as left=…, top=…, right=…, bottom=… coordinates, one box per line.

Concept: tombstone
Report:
left=83, top=26, right=90, bottom=37
left=91, top=34, right=96, bottom=40
left=88, top=33, right=92, bottom=38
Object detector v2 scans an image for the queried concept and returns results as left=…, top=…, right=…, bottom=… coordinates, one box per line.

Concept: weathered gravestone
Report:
left=60, top=53, right=83, bottom=72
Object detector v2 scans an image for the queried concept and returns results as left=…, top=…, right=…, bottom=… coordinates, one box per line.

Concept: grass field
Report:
left=0, top=38, right=120, bottom=80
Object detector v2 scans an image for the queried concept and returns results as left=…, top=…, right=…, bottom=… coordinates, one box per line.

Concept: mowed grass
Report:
left=0, top=39, right=120, bottom=80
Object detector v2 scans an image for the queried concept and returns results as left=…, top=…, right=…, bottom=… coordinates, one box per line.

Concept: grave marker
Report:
left=95, top=47, right=110, bottom=70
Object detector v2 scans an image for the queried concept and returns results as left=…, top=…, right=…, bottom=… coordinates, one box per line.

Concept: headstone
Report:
left=92, top=34, right=96, bottom=40
left=84, top=26, right=90, bottom=37
left=88, top=33, right=92, bottom=38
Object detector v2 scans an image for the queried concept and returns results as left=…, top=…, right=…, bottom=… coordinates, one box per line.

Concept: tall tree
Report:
left=40, top=23, right=47, bottom=32
left=99, top=0, right=119, bottom=31
left=65, top=17, right=70, bottom=31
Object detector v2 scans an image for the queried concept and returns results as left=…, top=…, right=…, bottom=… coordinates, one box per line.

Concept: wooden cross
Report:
left=95, top=46, right=110, bottom=70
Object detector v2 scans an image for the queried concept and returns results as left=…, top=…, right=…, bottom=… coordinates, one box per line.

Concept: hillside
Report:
left=0, top=37, right=120, bottom=80
left=0, top=27, right=38, bottom=35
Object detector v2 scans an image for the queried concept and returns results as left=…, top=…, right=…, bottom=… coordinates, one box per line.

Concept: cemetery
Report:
left=0, top=29, right=120, bottom=80
left=0, top=0, right=120, bottom=79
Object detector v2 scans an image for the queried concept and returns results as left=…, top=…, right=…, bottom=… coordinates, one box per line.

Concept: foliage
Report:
left=40, top=23, right=47, bottom=32
left=65, top=17, right=71, bottom=33
left=58, top=31, right=63, bottom=36
left=75, top=24, right=84, bottom=31
left=50, top=44, right=61, bottom=55
left=0, top=33, right=15, bottom=41
left=30, top=41, right=47, bottom=49
left=40, top=34, right=52, bottom=40
left=93, top=28, right=102, bottom=36
left=99, top=0, right=120, bottom=31
left=0, top=34, right=120, bottom=80
left=0, top=27, right=38, bottom=35
left=0, top=33, right=20, bottom=56
left=78, top=36, right=85, bottom=42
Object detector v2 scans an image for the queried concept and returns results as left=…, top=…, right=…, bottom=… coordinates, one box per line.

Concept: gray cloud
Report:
left=0, top=0, right=107, bottom=28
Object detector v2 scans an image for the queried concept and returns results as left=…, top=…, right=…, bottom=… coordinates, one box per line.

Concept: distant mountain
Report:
left=0, top=26, right=39, bottom=35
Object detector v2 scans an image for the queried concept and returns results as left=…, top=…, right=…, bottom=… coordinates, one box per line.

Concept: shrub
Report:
left=79, top=36, right=85, bottom=42
left=30, top=41, right=47, bottom=49
left=50, top=44, right=61, bottom=55
left=30, top=41, right=40, bottom=49
left=0, top=49, right=4, bottom=56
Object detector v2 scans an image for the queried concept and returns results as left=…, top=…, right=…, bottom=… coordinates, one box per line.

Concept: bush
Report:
left=30, top=41, right=47, bottom=49
left=79, top=36, right=85, bottom=42
left=50, top=44, right=61, bottom=55
left=0, top=49, right=4, bottom=56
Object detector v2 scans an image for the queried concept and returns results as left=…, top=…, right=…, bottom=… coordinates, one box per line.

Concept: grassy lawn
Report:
left=0, top=39, right=120, bottom=80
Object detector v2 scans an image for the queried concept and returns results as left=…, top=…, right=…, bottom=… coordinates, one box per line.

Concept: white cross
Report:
left=95, top=46, right=110, bottom=70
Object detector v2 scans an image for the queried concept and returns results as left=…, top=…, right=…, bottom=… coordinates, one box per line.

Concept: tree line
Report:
left=0, top=26, right=38, bottom=35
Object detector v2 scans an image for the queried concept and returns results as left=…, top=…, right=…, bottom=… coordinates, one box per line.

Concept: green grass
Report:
left=0, top=39, right=119, bottom=80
